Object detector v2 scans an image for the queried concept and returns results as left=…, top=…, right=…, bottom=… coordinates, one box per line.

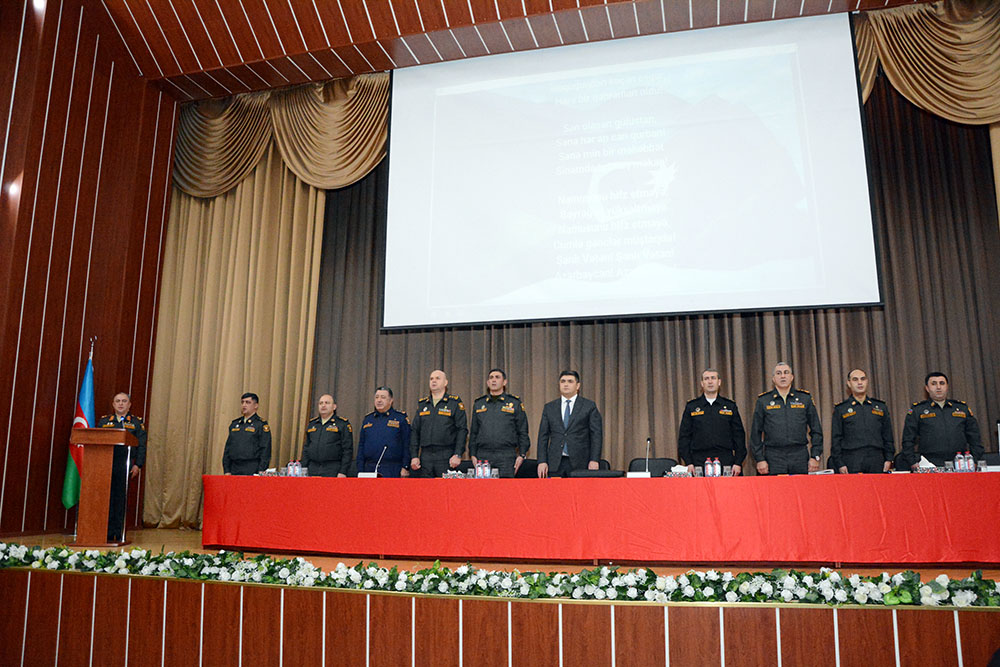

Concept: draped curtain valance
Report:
left=173, top=73, right=390, bottom=198
left=855, top=0, right=1000, bottom=122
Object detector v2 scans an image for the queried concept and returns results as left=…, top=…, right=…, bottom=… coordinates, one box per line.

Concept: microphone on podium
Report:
left=358, top=445, right=388, bottom=478
left=627, top=437, right=653, bottom=478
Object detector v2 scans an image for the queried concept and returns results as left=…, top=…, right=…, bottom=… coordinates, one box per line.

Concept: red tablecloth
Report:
left=201, top=474, right=1000, bottom=564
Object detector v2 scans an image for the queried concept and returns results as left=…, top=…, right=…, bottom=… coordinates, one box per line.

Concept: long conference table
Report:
left=202, top=473, right=1000, bottom=564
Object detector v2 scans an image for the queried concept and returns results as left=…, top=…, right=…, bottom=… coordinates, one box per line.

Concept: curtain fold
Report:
left=146, top=144, right=325, bottom=527
left=172, top=73, right=390, bottom=198
left=855, top=0, right=1000, bottom=122
left=310, top=77, right=1000, bottom=474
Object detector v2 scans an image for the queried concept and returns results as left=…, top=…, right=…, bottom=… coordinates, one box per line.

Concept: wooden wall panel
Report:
left=242, top=585, right=282, bottom=665
left=614, top=604, right=665, bottom=667
left=563, top=603, right=612, bottom=666
left=668, top=606, right=720, bottom=666
left=164, top=580, right=202, bottom=667
left=724, top=607, right=777, bottom=667
left=896, top=608, right=959, bottom=667
left=57, top=574, right=96, bottom=667
left=128, top=578, right=165, bottom=667
left=92, top=574, right=130, bottom=667
left=414, top=596, right=460, bottom=667
left=0, top=570, right=30, bottom=666
left=837, top=608, right=896, bottom=666
left=22, top=571, right=61, bottom=665
left=0, top=0, right=177, bottom=537
left=958, top=610, right=1000, bottom=666
left=462, top=599, right=508, bottom=667
left=202, top=583, right=241, bottom=667
left=369, top=593, right=413, bottom=667
left=326, top=591, right=367, bottom=666
left=282, top=588, right=324, bottom=665
left=778, top=608, right=835, bottom=667
left=511, top=602, right=559, bottom=665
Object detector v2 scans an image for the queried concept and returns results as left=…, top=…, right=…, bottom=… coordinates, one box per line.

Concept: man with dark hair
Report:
left=223, top=392, right=271, bottom=475
left=301, top=394, right=353, bottom=477
left=469, top=368, right=530, bottom=477
left=537, top=370, right=603, bottom=477
left=97, top=392, right=147, bottom=542
left=830, top=369, right=894, bottom=473
left=410, top=370, right=468, bottom=478
left=678, top=369, right=746, bottom=475
left=750, top=362, right=823, bottom=475
left=901, top=372, right=982, bottom=467
left=358, top=386, right=411, bottom=477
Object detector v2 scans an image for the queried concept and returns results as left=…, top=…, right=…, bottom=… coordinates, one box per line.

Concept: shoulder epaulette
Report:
left=869, top=397, right=884, bottom=404
left=834, top=398, right=851, bottom=407
left=448, top=394, right=459, bottom=400
left=757, top=391, right=769, bottom=397
left=398, top=410, right=407, bottom=416
left=475, top=394, right=488, bottom=401
left=100, top=414, right=110, bottom=420
left=510, top=394, right=521, bottom=400
left=953, top=399, right=968, bottom=405
left=797, top=388, right=811, bottom=394
left=912, top=401, right=922, bottom=406
left=419, top=396, right=429, bottom=402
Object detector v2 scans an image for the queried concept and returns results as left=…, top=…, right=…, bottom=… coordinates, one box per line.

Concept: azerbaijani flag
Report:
left=61, top=350, right=95, bottom=509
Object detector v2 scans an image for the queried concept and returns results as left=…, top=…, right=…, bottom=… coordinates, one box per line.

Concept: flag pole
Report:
left=71, top=336, right=97, bottom=540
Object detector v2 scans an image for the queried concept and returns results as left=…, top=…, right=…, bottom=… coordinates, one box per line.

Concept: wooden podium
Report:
left=69, top=428, right=138, bottom=547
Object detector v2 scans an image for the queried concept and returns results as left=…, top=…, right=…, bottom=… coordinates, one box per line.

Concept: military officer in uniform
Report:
left=677, top=369, right=746, bottom=475
left=97, top=392, right=147, bottom=542
left=410, top=370, right=468, bottom=478
left=830, top=369, right=894, bottom=473
left=750, top=362, right=823, bottom=475
left=222, top=392, right=271, bottom=475
left=301, top=394, right=352, bottom=477
left=901, top=372, right=982, bottom=467
left=358, top=386, right=411, bottom=477
left=468, top=368, right=530, bottom=477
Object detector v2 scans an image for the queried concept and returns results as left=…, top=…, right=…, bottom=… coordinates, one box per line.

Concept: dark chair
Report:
left=627, top=457, right=678, bottom=477
left=983, top=453, right=1000, bottom=466
left=515, top=458, right=538, bottom=478
left=599, top=458, right=611, bottom=470
left=567, top=469, right=625, bottom=478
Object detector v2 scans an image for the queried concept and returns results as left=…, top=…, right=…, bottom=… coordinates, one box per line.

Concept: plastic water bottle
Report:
left=484, top=460, right=491, bottom=478
left=964, top=451, right=975, bottom=473
left=713, top=458, right=722, bottom=477
left=294, top=460, right=301, bottom=476
left=953, top=452, right=966, bottom=472
left=704, top=458, right=714, bottom=477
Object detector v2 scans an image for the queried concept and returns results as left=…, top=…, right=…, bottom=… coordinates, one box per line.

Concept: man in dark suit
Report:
left=537, top=370, right=603, bottom=477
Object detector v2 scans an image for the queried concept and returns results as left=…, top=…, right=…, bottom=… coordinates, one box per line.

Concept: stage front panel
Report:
left=202, top=474, right=1000, bottom=564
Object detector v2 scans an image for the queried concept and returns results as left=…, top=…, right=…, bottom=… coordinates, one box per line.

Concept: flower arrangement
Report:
left=1, top=542, right=997, bottom=607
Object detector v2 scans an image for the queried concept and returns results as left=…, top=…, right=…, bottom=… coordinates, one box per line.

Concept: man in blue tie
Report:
left=536, top=370, right=604, bottom=478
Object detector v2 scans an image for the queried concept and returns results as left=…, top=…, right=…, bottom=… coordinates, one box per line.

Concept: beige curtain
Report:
left=856, top=0, right=1000, bottom=235
left=145, top=145, right=325, bottom=527
left=173, top=73, right=389, bottom=198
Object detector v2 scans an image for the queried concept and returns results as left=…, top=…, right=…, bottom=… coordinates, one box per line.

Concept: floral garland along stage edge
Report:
left=1, top=542, right=998, bottom=608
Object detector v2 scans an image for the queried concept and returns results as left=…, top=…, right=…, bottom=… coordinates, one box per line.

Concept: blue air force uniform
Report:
left=358, top=408, right=411, bottom=477
left=750, top=388, right=823, bottom=474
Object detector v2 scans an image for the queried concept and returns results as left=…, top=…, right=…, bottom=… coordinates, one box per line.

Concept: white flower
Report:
left=219, top=570, right=231, bottom=581
left=738, top=582, right=750, bottom=595
left=878, top=583, right=891, bottom=594
left=779, top=590, right=793, bottom=602
left=706, top=570, right=719, bottom=581
left=438, top=582, right=448, bottom=593
left=31, top=561, right=40, bottom=568
left=644, top=589, right=657, bottom=601
left=828, top=572, right=841, bottom=583
left=278, top=567, right=290, bottom=579
left=500, top=578, right=512, bottom=590
left=600, top=566, right=610, bottom=576
left=726, top=591, right=738, bottom=602
left=546, top=585, right=560, bottom=597
left=395, top=581, right=406, bottom=591
left=802, top=575, right=814, bottom=587
left=761, top=582, right=774, bottom=596
left=572, top=588, right=583, bottom=599
left=701, top=586, right=713, bottom=598
left=678, top=574, right=689, bottom=587
left=663, top=577, right=678, bottom=593
left=834, top=589, right=848, bottom=603
left=627, top=587, right=638, bottom=599
left=853, top=590, right=869, bottom=604
left=349, top=570, right=362, bottom=584
left=520, top=584, right=530, bottom=596
left=794, top=587, right=808, bottom=599
left=606, top=588, right=617, bottom=600
left=892, top=573, right=904, bottom=586
left=682, top=585, right=695, bottom=598
left=363, top=580, right=374, bottom=589
left=952, top=590, right=976, bottom=607
left=848, top=574, right=861, bottom=587
left=935, top=574, right=949, bottom=587
left=722, top=572, right=733, bottom=584
left=584, top=584, right=596, bottom=595
left=782, top=576, right=796, bottom=590
left=594, top=589, right=606, bottom=600
left=598, top=577, right=609, bottom=587
left=920, top=595, right=939, bottom=606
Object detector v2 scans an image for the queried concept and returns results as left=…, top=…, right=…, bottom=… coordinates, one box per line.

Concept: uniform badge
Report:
left=245, top=427, right=256, bottom=432
left=307, top=427, right=317, bottom=433
left=847, top=407, right=853, bottom=413
left=438, top=408, right=451, bottom=416
left=388, top=420, right=399, bottom=428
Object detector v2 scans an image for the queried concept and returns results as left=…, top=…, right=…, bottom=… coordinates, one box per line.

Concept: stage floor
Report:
left=9, top=528, right=1000, bottom=581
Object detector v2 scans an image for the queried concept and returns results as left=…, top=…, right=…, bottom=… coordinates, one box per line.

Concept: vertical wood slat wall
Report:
left=2, top=569, right=999, bottom=666
left=0, top=0, right=177, bottom=535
